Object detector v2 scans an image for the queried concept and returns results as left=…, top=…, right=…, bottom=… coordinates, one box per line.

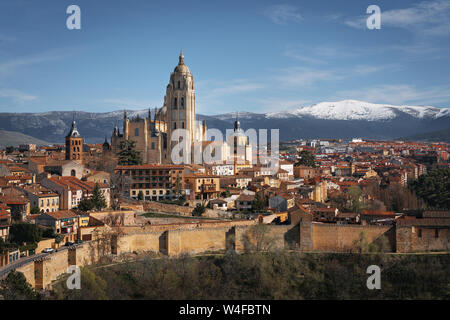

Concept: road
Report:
left=0, top=245, right=74, bottom=279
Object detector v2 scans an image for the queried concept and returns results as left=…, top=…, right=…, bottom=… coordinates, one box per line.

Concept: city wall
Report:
left=311, top=223, right=395, bottom=252
left=396, top=225, right=449, bottom=253
left=10, top=219, right=442, bottom=290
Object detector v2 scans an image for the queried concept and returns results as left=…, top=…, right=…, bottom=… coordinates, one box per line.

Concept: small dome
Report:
left=66, top=120, right=81, bottom=138
left=173, top=50, right=191, bottom=74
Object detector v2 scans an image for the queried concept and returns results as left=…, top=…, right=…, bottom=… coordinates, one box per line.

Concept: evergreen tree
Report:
left=137, top=190, right=144, bottom=201
left=9, top=223, right=42, bottom=245
left=409, top=168, right=450, bottom=209
left=192, top=203, right=206, bottom=216
left=78, top=198, right=95, bottom=212
left=30, top=206, right=40, bottom=214
left=252, top=193, right=265, bottom=213
left=118, top=140, right=142, bottom=165
left=295, top=150, right=316, bottom=167
left=91, top=183, right=107, bottom=210
left=0, top=271, right=39, bottom=300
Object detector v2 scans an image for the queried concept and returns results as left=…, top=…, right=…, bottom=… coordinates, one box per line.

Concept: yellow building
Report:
left=21, top=184, right=60, bottom=213
left=184, top=174, right=220, bottom=200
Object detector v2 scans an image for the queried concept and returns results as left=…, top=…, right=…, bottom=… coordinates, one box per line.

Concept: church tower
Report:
left=65, top=116, right=83, bottom=162
left=164, top=50, right=197, bottom=161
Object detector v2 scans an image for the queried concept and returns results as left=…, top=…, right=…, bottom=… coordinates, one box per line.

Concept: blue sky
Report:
left=0, top=0, right=449, bottom=115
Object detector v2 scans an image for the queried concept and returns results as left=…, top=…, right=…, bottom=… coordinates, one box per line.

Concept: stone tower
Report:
left=164, top=50, right=197, bottom=161
left=65, top=116, right=83, bottom=162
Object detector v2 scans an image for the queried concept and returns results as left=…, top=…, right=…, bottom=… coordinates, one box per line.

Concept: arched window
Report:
left=174, top=97, right=178, bottom=109
left=151, top=142, right=155, bottom=149
left=173, top=122, right=177, bottom=130
left=182, top=122, right=185, bottom=129
left=178, top=81, right=180, bottom=89
left=71, top=169, right=76, bottom=176
left=135, top=128, right=139, bottom=136
left=181, top=97, right=184, bottom=108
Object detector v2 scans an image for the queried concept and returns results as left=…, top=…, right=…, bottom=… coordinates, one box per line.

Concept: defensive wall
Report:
left=8, top=218, right=447, bottom=290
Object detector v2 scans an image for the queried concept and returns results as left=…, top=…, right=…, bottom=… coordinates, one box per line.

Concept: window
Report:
left=173, top=122, right=177, bottom=130
left=182, top=122, right=185, bottom=129
left=435, top=229, right=439, bottom=238
left=71, top=169, right=76, bottom=176
left=151, top=142, right=155, bottom=149
left=418, top=229, right=422, bottom=238
left=178, top=81, right=180, bottom=89
left=174, top=97, right=178, bottom=109
left=181, top=97, right=184, bottom=108
left=135, top=128, right=139, bottom=136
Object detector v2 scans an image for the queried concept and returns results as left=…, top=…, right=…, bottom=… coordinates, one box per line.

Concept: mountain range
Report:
left=0, top=100, right=449, bottom=145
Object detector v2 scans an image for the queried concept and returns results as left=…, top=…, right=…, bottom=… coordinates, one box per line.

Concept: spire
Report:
left=234, top=111, right=241, bottom=132
left=66, top=113, right=81, bottom=138
left=124, top=109, right=127, bottom=119
left=179, top=49, right=184, bottom=65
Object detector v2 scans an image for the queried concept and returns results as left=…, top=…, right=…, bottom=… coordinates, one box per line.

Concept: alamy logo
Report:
left=66, top=5, right=81, bottom=30
left=66, top=265, right=81, bottom=290
left=366, top=5, right=381, bottom=30
left=366, top=265, right=381, bottom=290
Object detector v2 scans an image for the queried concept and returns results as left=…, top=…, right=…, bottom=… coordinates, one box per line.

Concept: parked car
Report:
left=65, top=241, right=74, bottom=247
left=42, top=248, right=54, bottom=253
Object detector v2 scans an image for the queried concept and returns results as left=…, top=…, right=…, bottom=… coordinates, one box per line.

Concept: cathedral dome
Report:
left=173, top=50, right=191, bottom=74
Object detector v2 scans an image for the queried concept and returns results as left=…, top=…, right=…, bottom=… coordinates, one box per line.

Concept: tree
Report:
left=346, top=186, right=366, bottom=213
left=192, top=203, right=206, bottom=217
left=173, top=174, right=182, bottom=197
left=252, top=193, right=265, bottom=213
left=242, top=224, right=276, bottom=252
left=295, top=150, right=316, bottom=167
left=91, top=183, right=107, bottom=210
left=352, top=231, right=369, bottom=253
left=78, top=198, right=95, bottom=212
left=0, top=271, right=39, bottom=300
left=409, top=168, right=450, bottom=209
left=5, top=146, right=14, bottom=154
left=30, top=206, right=40, bottom=214
left=9, top=223, right=42, bottom=245
left=118, top=140, right=142, bottom=165
left=137, top=190, right=144, bottom=201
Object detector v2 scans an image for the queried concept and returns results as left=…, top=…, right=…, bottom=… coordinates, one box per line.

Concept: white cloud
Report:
left=345, top=0, right=450, bottom=36
left=263, top=4, right=303, bottom=25
left=0, top=88, right=37, bottom=103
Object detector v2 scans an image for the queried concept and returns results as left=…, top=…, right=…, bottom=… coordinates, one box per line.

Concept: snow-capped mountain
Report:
left=265, top=100, right=449, bottom=121
left=0, top=100, right=449, bottom=143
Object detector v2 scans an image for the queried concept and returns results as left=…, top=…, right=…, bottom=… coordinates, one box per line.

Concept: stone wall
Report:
left=16, top=262, right=35, bottom=288
left=142, top=200, right=229, bottom=218
left=35, top=250, right=69, bottom=290
left=312, top=223, right=394, bottom=252
left=234, top=225, right=294, bottom=252
left=396, top=226, right=449, bottom=253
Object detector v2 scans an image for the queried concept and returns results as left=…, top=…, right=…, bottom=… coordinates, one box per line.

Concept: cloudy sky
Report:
left=0, top=0, right=449, bottom=115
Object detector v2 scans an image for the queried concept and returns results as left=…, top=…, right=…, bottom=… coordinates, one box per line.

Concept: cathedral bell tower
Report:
left=165, top=50, right=197, bottom=162
left=65, top=115, right=83, bottom=162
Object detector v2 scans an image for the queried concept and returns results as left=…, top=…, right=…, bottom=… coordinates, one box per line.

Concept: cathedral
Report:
left=111, top=51, right=251, bottom=165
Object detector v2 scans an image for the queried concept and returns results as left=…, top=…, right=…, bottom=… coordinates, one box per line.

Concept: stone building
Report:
left=111, top=51, right=207, bottom=164
left=65, top=118, right=83, bottom=162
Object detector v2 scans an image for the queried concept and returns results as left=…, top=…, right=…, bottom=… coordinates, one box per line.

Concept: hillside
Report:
left=401, top=128, right=450, bottom=143
left=0, top=100, right=449, bottom=143
left=0, top=130, right=53, bottom=148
